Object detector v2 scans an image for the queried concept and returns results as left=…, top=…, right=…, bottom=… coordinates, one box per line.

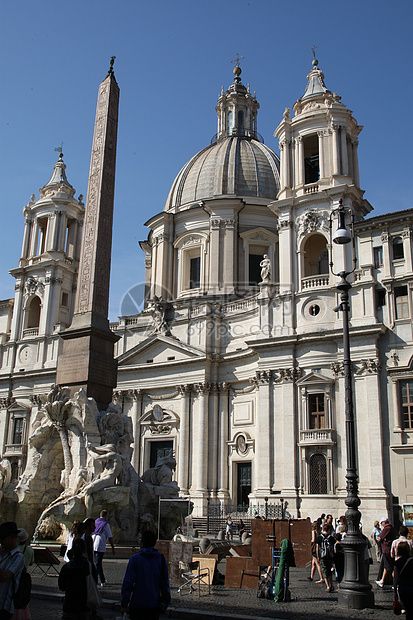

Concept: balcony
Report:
left=4, top=443, right=27, bottom=456
left=23, top=328, right=39, bottom=338
left=299, top=428, right=335, bottom=446
left=301, top=274, right=330, bottom=290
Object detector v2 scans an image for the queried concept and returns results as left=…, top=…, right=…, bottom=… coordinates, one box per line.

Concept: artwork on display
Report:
left=402, top=504, right=413, bottom=527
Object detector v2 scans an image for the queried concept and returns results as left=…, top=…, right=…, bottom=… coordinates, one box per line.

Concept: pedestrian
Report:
left=317, top=524, right=335, bottom=592
left=391, top=525, right=413, bottom=561
left=325, top=514, right=333, bottom=533
left=317, top=513, right=326, bottom=528
left=0, top=522, right=25, bottom=620
left=120, top=530, right=170, bottom=620
left=375, top=516, right=398, bottom=587
left=64, top=521, right=80, bottom=562
left=360, top=528, right=373, bottom=580
left=238, top=519, right=245, bottom=541
left=82, top=519, right=96, bottom=566
left=372, top=520, right=382, bottom=562
left=335, top=515, right=347, bottom=535
left=225, top=516, right=233, bottom=541
left=58, top=538, right=91, bottom=620
left=92, top=510, right=115, bottom=587
left=333, top=532, right=344, bottom=587
left=12, top=528, right=34, bottom=620
left=394, top=541, right=413, bottom=619
left=308, top=521, right=323, bottom=583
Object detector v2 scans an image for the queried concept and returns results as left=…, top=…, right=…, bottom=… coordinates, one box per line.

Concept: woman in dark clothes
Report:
left=58, top=538, right=91, bottom=620
left=394, top=541, right=413, bottom=620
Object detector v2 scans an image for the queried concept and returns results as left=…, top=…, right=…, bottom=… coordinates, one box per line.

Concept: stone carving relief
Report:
left=274, top=368, right=302, bottom=383
left=25, top=276, right=45, bottom=299
left=297, top=210, right=329, bottom=239
left=355, top=358, right=382, bottom=375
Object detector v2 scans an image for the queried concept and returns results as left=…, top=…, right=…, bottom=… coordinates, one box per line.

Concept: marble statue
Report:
left=260, top=254, right=271, bottom=283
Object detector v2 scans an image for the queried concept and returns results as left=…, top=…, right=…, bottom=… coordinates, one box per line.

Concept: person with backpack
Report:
left=120, top=530, right=170, bottom=620
left=317, top=525, right=335, bottom=592
left=0, top=522, right=25, bottom=620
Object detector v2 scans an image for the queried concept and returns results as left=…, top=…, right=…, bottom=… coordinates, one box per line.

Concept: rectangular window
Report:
left=189, top=256, right=200, bottom=289
left=12, top=418, right=24, bottom=445
left=374, top=247, right=383, bottom=268
left=395, top=286, right=409, bottom=319
left=309, top=393, right=325, bottom=429
left=401, top=380, right=413, bottom=429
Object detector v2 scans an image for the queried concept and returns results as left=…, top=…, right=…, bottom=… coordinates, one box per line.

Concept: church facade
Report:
left=1, top=59, right=412, bottom=524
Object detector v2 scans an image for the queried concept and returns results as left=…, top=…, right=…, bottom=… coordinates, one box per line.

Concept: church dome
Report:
left=164, top=67, right=280, bottom=211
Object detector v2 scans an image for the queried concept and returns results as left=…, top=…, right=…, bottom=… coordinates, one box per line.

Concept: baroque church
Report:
left=1, top=58, right=412, bottom=524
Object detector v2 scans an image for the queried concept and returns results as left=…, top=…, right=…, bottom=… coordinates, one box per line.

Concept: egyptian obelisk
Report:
left=56, top=58, right=120, bottom=407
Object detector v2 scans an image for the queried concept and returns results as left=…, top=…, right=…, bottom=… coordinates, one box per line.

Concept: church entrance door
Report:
left=237, top=462, right=251, bottom=507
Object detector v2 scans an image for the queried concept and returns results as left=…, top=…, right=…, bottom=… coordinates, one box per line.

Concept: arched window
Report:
left=228, top=110, right=234, bottom=134
left=303, top=234, right=328, bottom=277
left=309, top=453, right=327, bottom=494
left=238, top=110, right=244, bottom=134
left=27, top=296, right=41, bottom=329
left=393, top=236, right=404, bottom=260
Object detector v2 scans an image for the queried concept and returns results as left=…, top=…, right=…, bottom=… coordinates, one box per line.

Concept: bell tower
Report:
left=9, top=154, right=84, bottom=345
left=274, top=55, right=363, bottom=200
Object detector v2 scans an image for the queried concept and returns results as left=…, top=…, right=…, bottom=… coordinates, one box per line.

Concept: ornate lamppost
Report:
left=329, top=199, right=374, bottom=609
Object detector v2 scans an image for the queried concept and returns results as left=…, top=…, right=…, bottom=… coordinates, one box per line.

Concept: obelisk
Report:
left=56, top=58, right=120, bottom=407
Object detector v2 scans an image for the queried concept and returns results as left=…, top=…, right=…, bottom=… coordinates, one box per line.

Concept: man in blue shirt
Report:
left=121, top=530, right=170, bottom=620
left=0, top=522, right=25, bottom=619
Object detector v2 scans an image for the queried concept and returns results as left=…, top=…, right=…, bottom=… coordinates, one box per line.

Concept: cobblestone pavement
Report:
left=30, top=555, right=395, bottom=620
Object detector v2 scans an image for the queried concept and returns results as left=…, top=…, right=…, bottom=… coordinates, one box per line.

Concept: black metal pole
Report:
left=336, top=273, right=374, bottom=609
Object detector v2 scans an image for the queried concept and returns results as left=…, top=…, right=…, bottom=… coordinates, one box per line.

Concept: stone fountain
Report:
left=0, top=385, right=187, bottom=542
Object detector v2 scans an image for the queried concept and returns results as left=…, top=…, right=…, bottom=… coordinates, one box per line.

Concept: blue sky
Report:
left=1, top=0, right=412, bottom=320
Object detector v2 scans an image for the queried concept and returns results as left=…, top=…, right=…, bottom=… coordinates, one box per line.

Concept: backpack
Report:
left=319, top=534, right=334, bottom=560
left=14, top=567, right=32, bottom=610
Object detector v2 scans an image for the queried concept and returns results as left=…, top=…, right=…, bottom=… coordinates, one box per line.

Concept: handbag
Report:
left=86, top=565, right=102, bottom=610
left=393, top=599, right=402, bottom=615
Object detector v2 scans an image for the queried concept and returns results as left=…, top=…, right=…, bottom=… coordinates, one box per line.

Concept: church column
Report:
left=278, top=370, right=298, bottom=496
left=340, top=129, right=348, bottom=176
left=51, top=211, right=62, bottom=251
left=210, top=219, right=220, bottom=293
left=317, top=131, right=325, bottom=179
left=40, top=268, right=57, bottom=336
left=223, top=219, right=235, bottom=294
left=253, top=371, right=271, bottom=496
left=391, top=378, right=403, bottom=439
left=381, top=232, right=391, bottom=278
left=21, top=213, right=32, bottom=259
left=281, top=140, right=291, bottom=189
left=210, top=384, right=219, bottom=496
left=45, top=213, right=55, bottom=251
left=29, top=219, right=40, bottom=257
left=10, top=279, right=24, bottom=341
left=296, top=137, right=304, bottom=186
left=130, top=390, right=143, bottom=472
left=192, top=383, right=210, bottom=495
left=352, top=139, right=360, bottom=188
left=151, top=237, right=159, bottom=299
left=332, top=125, right=340, bottom=175
left=218, top=382, right=230, bottom=498
left=403, top=229, right=413, bottom=272
left=177, top=385, right=191, bottom=494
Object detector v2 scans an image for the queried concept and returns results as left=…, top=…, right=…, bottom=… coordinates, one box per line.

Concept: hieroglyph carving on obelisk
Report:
left=74, top=59, right=119, bottom=325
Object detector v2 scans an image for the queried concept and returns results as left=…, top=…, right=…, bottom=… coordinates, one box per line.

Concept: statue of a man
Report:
left=260, top=254, right=271, bottom=283
left=82, top=444, right=125, bottom=514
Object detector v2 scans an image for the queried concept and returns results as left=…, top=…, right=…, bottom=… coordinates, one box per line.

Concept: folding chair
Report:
left=178, top=560, right=211, bottom=596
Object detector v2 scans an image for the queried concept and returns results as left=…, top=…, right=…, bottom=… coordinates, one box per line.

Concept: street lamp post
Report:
left=329, top=200, right=374, bottom=610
